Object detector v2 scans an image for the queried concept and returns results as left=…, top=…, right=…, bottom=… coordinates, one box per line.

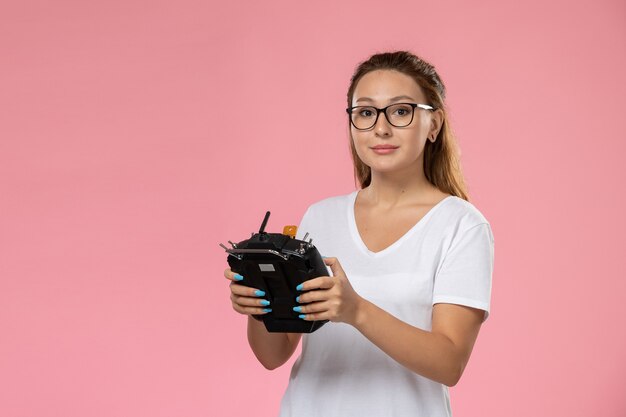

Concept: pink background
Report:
left=1, top=0, right=625, bottom=416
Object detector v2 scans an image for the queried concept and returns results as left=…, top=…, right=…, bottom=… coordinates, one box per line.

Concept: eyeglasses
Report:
left=346, top=102, right=435, bottom=130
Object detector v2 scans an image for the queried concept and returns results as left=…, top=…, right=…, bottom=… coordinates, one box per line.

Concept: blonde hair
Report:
left=346, top=51, right=470, bottom=201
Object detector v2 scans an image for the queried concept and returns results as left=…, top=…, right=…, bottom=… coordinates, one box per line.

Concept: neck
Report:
left=364, top=164, right=437, bottom=208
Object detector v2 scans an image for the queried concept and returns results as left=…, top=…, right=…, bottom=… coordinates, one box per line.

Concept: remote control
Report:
left=220, top=211, right=328, bottom=333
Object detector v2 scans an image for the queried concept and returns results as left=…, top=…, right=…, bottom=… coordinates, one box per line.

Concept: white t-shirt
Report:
left=278, top=190, right=494, bottom=417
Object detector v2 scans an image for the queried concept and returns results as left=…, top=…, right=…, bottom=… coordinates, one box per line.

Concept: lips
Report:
left=371, top=145, right=398, bottom=155
left=371, top=145, right=399, bottom=150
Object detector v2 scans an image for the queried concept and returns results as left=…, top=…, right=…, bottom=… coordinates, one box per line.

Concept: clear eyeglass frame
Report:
left=346, top=102, right=435, bottom=130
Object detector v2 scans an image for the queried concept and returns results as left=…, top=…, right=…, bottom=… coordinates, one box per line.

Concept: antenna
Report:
left=258, top=211, right=271, bottom=234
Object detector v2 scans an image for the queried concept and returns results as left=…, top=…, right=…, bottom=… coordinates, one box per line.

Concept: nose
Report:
left=374, top=111, right=392, bottom=136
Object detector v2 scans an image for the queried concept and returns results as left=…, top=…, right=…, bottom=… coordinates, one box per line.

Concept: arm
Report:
left=352, top=300, right=483, bottom=386
left=247, top=317, right=301, bottom=370
left=225, top=268, right=302, bottom=370
left=296, top=257, right=484, bottom=386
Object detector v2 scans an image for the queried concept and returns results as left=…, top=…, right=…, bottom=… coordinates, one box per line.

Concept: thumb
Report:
left=323, top=257, right=346, bottom=278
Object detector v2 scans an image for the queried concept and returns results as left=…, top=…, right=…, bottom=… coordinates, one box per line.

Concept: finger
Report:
left=323, top=257, right=346, bottom=278
left=298, top=276, right=334, bottom=292
left=230, top=283, right=267, bottom=298
left=232, top=303, right=272, bottom=316
left=231, top=293, right=272, bottom=308
left=296, top=289, right=330, bottom=304
left=298, top=311, right=327, bottom=321
left=224, top=268, right=244, bottom=282
left=293, top=301, right=327, bottom=315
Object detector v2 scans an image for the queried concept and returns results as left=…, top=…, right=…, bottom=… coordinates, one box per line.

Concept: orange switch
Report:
left=282, top=225, right=298, bottom=238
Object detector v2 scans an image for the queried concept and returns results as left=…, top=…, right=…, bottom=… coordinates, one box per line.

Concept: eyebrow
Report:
left=355, top=95, right=416, bottom=104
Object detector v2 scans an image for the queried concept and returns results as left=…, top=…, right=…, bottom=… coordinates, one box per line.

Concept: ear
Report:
left=429, top=108, right=444, bottom=141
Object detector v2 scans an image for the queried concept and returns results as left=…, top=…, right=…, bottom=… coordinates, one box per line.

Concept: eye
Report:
left=392, top=105, right=412, bottom=117
left=358, top=108, right=375, bottom=118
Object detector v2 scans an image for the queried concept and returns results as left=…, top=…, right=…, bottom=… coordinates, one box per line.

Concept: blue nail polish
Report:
left=263, top=308, right=272, bottom=313
left=295, top=296, right=300, bottom=303
left=260, top=300, right=270, bottom=306
left=296, top=284, right=303, bottom=291
left=254, top=290, right=266, bottom=297
left=298, top=314, right=306, bottom=319
left=293, top=306, right=302, bottom=312
left=233, top=273, right=243, bottom=281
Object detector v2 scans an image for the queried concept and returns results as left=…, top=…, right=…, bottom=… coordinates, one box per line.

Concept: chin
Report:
left=367, top=158, right=422, bottom=176
left=367, top=162, right=406, bottom=174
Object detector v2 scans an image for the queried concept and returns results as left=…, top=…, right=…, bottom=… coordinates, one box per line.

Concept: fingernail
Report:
left=263, top=308, right=272, bottom=313
left=296, top=284, right=303, bottom=291
left=293, top=306, right=302, bottom=312
left=254, top=290, right=266, bottom=297
left=233, top=273, right=244, bottom=281
left=295, top=296, right=301, bottom=303
left=298, top=314, right=306, bottom=319
left=260, top=300, right=270, bottom=306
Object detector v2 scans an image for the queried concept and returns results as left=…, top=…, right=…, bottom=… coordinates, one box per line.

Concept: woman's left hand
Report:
left=295, top=257, right=364, bottom=326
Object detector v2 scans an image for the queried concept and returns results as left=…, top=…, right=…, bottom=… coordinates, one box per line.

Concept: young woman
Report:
left=224, top=51, right=494, bottom=416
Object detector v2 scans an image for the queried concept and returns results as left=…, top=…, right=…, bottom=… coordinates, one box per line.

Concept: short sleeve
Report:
left=433, top=223, right=494, bottom=322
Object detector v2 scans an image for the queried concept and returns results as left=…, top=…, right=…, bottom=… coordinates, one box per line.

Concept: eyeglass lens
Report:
left=350, top=103, right=414, bottom=130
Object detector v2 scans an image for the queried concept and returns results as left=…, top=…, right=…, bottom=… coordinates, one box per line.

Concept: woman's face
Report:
left=350, top=69, right=441, bottom=178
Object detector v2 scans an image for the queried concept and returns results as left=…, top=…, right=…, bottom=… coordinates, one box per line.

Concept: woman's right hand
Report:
left=224, top=268, right=272, bottom=316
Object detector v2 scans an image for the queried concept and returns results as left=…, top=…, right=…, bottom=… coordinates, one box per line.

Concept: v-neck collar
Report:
left=347, top=190, right=455, bottom=258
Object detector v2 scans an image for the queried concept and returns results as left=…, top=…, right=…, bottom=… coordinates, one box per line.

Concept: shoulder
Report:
left=303, top=190, right=356, bottom=216
left=436, top=195, right=491, bottom=231
left=296, top=191, right=355, bottom=239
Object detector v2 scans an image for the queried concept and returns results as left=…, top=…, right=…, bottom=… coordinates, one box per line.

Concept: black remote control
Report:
left=220, top=211, right=329, bottom=333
